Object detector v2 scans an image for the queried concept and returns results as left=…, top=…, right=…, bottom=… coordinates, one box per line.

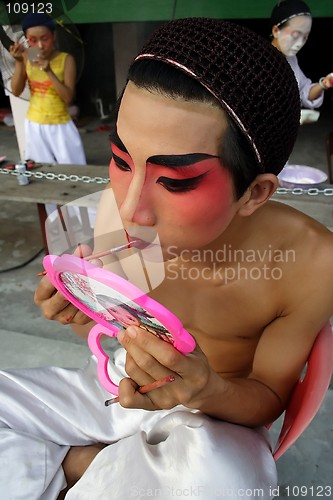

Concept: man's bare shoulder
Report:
left=265, top=200, right=333, bottom=252
left=263, top=201, right=333, bottom=316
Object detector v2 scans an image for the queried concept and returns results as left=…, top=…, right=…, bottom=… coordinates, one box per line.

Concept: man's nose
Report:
left=119, top=176, right=156, bottom=226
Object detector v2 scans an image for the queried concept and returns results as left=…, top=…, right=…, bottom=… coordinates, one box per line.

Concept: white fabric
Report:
left=24, top=119, right=86, bottom=165
left=9, top=93, right=30, bottom=161
left=0, top=350, right=277, bottom=500
left=24, top=119, right=92, bottom=227
left=286, top=55, right=324, bottom=109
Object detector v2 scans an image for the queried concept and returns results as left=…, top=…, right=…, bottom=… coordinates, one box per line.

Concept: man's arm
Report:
left=115, top=288, right=333, bottom=427
left=197, top=313, right=328, bottom=425
left=9, top=42, right=27, bottom=96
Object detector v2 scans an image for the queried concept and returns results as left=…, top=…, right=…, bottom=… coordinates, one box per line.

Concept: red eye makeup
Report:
left=109, top=129, right=220, bottom=194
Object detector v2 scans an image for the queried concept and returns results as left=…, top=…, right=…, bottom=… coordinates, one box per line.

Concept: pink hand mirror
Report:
left=43, top=254, right=196, bottom=395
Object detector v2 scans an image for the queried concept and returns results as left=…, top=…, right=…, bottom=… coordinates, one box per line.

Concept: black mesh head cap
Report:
left=270, top=0, right=312, bottom=29
left=22, top=13, right=56, bottom=32
left=133, top=17, right=300, bottom=175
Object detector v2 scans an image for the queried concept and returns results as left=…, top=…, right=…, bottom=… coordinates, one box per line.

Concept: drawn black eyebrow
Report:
left=110, top=128, right=219, bottom=168
left=147, top=153, right=219, bottom=168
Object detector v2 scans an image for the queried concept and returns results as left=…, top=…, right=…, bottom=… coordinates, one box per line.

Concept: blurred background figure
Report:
left=9, top=12, right=86, bottom=165
left=0, top=24, right=30, bottom=159
left=270, top=0, right=333, bottom=124
left=9, top=12, right=88, bottom=224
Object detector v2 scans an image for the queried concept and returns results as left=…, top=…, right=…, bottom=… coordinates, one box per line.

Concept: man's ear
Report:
left=272, top=25, right=280, bottom=39
left=238, top=173, right=278, bottom=217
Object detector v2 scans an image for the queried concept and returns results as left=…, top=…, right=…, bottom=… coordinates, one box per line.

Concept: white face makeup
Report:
left=274, top=15, right=312, bottom=57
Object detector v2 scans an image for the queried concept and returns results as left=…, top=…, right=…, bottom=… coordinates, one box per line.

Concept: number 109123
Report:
left=6, top=3, right=53, bottom=15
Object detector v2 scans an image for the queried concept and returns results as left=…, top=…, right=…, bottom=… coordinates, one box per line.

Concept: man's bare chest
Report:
left=149, top=264, right=280, bottom=343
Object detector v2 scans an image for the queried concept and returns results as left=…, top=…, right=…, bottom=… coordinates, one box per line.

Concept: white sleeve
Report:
left=287, top=56, right=324, bottom=109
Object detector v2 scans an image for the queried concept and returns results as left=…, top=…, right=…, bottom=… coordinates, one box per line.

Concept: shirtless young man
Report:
left=2, top=18, right=333, bottom=500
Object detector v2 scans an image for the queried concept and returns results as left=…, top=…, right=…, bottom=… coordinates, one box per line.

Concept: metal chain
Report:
left=275, top=187, right=333, bottom=196
left=0, top=167, right=109, bottom=184
left=1, top=167, right=333, bottom=194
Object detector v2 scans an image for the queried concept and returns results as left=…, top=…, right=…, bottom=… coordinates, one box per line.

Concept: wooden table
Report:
left=0, top=164, right=109, bottom=205
left=0, top=164, right=109, bottom=252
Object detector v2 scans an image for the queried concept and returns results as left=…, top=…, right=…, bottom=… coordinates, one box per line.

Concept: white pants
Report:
left=24, top=119, right=95, bottom=227
left=24, top=119, right=86, bottom=165
left=0, top=350, right=277, bottom=500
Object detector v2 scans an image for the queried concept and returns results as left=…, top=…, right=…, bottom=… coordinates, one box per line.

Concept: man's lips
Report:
left=125, top=227, right=159, bottom=248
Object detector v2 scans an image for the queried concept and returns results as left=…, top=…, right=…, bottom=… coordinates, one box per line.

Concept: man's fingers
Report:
left=118, top=327, right=184, bottom=372
left=34, top=275, right=57, bottom=304
left=57, top=306, right=92, bottom=325
left=73, top=243, right=92, bottom=258
left=73, top=245, right=104, bottom=268
left=125, top=352, right=158, bottom=387
left=118, top=377, right=156, bottom=410
left=88, top=258, right=104, bottom=267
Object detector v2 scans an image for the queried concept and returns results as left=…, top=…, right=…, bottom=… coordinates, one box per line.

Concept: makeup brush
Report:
left=36, top=239, right=142, bottom=276
left=84, top=239, right=142, bottom=261
left=105, top=375, right=176, bottom=406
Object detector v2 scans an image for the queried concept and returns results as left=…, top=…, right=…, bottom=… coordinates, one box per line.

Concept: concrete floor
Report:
left=0, top=108, right=333, bottom=498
